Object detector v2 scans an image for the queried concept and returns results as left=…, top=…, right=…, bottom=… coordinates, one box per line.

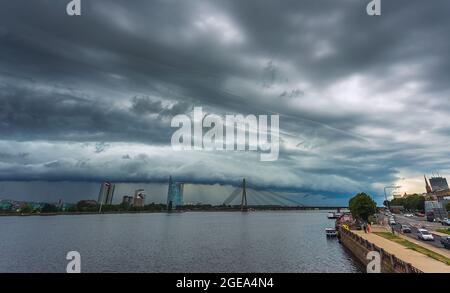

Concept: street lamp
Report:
left=384, top=185, right=401, bottom=210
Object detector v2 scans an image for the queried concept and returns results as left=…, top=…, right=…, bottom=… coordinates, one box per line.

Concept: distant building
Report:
left=29, top=202, right=45, bottom=211
left=133, top=189, right=146, bottom=208
left=0, top=201, right=12, bottom=211
left=167, top=176, right=184, bottom=210
left=122, top=196, right=133, bottom=206
left=390, top=205, right=404, bottom=214
left=425, top=200, right=447, bottom=220
left=424, top=174, right=450, bottom=203
left=430, top=189, right=450, bottom=201
left=56, top=199, right=64, bottom=210
left=98, top=181, right=115, bottom=205
left=442, top=198, right=449, bottom=212
left=429, top=176, right=449, bottom=192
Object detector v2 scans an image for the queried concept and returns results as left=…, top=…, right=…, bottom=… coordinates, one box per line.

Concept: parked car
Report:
left=401, top=225, right=412, bottom=233
left=389, top=219, right=396, bottom=226
left=415, top=212, right=425, bottom=217
left=417, top=229, right=434, bottom=241
left=442, top=218, right=450, bottom=226
left=404, top=213, right=414, bottom=217
left=441, top=236, right=450, bottom=249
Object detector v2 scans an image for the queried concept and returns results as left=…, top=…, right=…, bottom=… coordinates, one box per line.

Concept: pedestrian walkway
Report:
left=354, top=227, right=450, bottom=273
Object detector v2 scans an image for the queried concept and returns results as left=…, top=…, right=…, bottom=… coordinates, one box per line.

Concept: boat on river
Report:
left=325, top=228, right=338, bottom=237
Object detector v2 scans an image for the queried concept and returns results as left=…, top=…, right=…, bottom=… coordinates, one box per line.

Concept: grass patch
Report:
left=436, top=228, right=450, bottom=235
left=374, top=232, right=450, bottom=266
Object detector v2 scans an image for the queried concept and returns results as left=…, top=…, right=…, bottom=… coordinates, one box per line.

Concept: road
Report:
left=384, top=214, right=448, bottom=249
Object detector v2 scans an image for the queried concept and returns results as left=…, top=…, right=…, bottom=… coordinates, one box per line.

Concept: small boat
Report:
left=327, top=212, right=337, bottom=219
left=325, top=228, right=338, bottom=237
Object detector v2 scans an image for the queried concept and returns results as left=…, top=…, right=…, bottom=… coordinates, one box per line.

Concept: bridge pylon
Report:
left=241, top=178, right=248, bottom=212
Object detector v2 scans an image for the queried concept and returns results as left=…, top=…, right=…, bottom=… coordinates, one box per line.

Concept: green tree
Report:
left=390, top=198, right=405, bottom=207
left=349, top=193, right=377, bottom=222
left=41, top=203, right=59, bottom=213
left=76, top=200, right=99, bottom=212
left=387, top=194, right=425, bottom=212
left=446, top=202, right=450, bottom=212
left=404, top=194, right=425, bottom=212
left=20, top=204, right=33, bottom=214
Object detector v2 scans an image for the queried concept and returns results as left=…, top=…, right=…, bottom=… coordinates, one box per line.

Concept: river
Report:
left=0, top=211, right=363, bottom=272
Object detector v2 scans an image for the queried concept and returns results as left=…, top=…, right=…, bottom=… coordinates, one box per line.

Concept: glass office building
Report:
left=98, top=181, right=115, bottom=205
left=167, top=177, right=184, bottom=209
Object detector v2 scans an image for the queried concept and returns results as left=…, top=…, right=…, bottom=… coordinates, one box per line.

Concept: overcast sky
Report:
left=1, top=0, right=450, bottom=205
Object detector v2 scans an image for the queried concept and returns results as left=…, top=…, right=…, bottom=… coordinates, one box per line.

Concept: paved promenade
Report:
left=354, top=226, right=450, bottom=273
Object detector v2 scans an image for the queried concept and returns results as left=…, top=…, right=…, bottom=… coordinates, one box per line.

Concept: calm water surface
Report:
left=0, top=211, right=363, bottom=272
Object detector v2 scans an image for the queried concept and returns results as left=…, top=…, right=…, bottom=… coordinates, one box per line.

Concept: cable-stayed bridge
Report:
left=222, top=178, right=304, bottom=211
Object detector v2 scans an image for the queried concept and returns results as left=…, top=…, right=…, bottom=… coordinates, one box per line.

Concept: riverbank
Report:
left=0, top=206, right=342, bottom=217
left=339, top=225, right=450, bottom=273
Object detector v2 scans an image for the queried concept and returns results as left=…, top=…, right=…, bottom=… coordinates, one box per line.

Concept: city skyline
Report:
left=1, top=0, right=450, bottom=205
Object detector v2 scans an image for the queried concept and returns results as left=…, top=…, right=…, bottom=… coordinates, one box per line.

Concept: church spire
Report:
left=424, top=175, right=432, bottom=193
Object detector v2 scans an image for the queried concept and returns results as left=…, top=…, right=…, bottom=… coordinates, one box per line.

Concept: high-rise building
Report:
left=122, top=196, right=133, bottom=206
left=425, top=200, right=447, bottom=221
left=167, top=176, right=184, bottom=210
left=98, top=181, right=115, bottom=205
left=133, top=189, right=146, bottom=208
left=429, top=176, right=449, bottom=192
left=56, top=199, right=64, bottom=210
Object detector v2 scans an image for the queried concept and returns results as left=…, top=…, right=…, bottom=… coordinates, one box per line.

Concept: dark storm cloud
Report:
left=0, top=82, right=173, bottom=143
left=1, top=0, right=450, bottom=202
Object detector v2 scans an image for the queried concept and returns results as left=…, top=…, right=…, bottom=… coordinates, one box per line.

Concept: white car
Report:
left=442, top=218, right=450, bottom=226
left=404, top=213, right=414, bottom=217
left=417, top=229, right=434, bottom=241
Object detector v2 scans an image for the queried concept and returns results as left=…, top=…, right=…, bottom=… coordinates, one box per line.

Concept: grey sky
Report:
left=1, top=0, right=450, bottom=204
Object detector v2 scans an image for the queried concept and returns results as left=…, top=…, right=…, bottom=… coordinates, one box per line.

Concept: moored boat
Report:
left=327, top=212, right=336, bottom=219
left=326, top=228, right=338, bottom=237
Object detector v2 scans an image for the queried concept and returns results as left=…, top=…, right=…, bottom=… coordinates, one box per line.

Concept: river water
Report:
left=0, top=211, right=363, bottom=273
